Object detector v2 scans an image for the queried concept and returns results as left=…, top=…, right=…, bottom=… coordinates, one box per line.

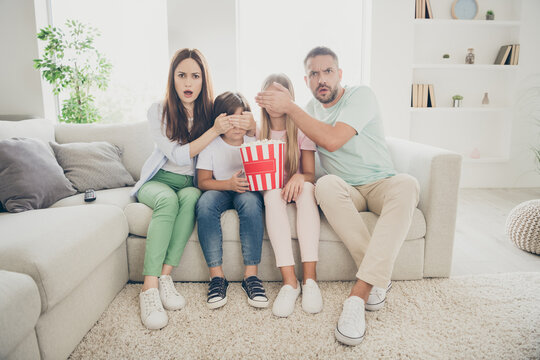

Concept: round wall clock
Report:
left=452, top=0, right=479, bottom=20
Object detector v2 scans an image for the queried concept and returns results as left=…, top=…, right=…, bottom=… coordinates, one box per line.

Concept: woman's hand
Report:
left=228, top=170, right=250, bottom=193
left=229, top=111, right=256, bottom=132
left=212, top=113, right=232, bottom=135
left=282, top=173, right=304, bottom=202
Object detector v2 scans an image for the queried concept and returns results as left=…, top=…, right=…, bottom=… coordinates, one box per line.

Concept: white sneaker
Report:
left=335, top=296, right=366, bottom=346
left=158, top=275, right=186, bottom=310
left=365, top=281, right=392, bottom=311
left=139, top=288, right=168, bottom=330
left=301, top=279, right=323, bottom=314
left=272, top=281, right=301, bottom=317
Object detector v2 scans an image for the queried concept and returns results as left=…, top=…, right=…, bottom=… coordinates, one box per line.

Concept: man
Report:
left=255, top=46, right=419, bottom=346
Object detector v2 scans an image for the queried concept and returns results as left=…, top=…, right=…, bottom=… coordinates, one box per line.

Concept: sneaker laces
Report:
left=160, top=276, right=179, bottom=297
left=369, top=287, right=386, bottom=303
left=143, top=290, right=164, bottom=313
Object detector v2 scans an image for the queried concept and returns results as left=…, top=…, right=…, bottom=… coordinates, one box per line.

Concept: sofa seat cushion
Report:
left=0, top=270, right=41, bottom=359
left=0, top=205, right=128, bottom=313
left=51, top=187, right=136, bottom=210
left=124, top=202, right=426, bottom=241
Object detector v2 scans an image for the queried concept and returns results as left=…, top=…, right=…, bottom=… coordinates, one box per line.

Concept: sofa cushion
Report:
left=0, top=270, right=41, bottom=360
left=50, top=141, right=135, bottom=192
left=51, top=187, right=136, bottom=210
left=0, top=204, right=128, bottom=313
left=0, top=138, right=77, bottom=212
left=124, top=202, right=426, bottom=241
left=55, top=121, right=154, bottom=181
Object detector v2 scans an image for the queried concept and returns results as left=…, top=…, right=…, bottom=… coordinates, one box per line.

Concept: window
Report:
left=49, top=0, right=169, bottom=123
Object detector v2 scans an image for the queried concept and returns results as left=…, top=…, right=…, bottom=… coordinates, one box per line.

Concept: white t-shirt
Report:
left=196, top=135, right=255, bottom=180
left=161, top=118, right=194, bottom=175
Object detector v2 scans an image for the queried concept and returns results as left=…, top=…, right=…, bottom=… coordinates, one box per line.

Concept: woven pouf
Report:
left=506, top=199, right=540, bottom=255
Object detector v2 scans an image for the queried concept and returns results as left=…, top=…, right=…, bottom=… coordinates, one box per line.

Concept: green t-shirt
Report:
left=305, top=85, right=396, bottom=186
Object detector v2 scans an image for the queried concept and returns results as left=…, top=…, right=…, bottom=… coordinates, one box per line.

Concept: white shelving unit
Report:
left=410, top=0, right=521, bottom=163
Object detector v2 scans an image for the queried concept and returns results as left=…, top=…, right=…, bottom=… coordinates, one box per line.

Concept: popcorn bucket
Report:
left=240, top=140, right=285, bottom=191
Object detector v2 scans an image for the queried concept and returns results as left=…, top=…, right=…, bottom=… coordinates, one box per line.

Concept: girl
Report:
left=258, top=73, right=322, bottom=317
left=132, top=49, right=249, bottom=330
left=196, top=92, right=268, bottom=310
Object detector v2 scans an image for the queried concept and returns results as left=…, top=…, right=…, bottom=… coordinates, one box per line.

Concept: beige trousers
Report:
left=315, top=174, right=420, bottom=288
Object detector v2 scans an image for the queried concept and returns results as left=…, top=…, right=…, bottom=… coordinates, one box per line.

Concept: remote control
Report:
left=84, top=189, right=96, bottom=202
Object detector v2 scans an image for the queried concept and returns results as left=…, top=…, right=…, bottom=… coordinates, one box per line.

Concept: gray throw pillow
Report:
left=49, top=141, right=135, bottom=192
left=0, top=138, right=77, bottom=212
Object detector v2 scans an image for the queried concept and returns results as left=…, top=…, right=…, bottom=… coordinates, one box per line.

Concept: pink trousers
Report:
left=263, top=182, right=320, bottom=267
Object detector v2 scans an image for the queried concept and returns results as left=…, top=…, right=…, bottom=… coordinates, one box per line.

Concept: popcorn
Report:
left=240, top=140, right=285, bottom=191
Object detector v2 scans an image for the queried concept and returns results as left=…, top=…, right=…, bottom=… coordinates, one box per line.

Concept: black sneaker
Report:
left=241, top=276, right=269, bottom=308
left=207, top=277, right=228, bottom=309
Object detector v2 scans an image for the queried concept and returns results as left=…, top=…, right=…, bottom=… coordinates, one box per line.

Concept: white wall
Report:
left=370, top=0, right=414, bottom=140
left=0, top=0, right=44, bottom=118
left=167, top=0, right=237, bottom=97
left=466, top=0, right=540, bottom=188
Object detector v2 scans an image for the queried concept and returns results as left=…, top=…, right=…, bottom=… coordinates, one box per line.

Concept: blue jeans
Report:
left=196, top=190, right=264, bottom=268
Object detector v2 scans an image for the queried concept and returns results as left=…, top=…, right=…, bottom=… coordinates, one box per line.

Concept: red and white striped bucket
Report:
left=240, top=140, right=284, bottom=191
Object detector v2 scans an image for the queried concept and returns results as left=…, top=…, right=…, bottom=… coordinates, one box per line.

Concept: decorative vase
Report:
left=482, top=92, right=490, bottom=106
left=486, top=13, right=494, bottom=20
left=465, top=48, right=475, bottom=64
left=453, top=99, right=462, bottom=107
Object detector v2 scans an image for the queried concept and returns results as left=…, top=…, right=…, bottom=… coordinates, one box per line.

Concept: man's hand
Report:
left=282, top=173, right=305, bottom=202
left=255, top=82, right=293, bottom=115
left=229, top=111, right=255, bottom=132
left=212, top=113, right=232, bottom=135
left=228, top=170, right=250, bottom=193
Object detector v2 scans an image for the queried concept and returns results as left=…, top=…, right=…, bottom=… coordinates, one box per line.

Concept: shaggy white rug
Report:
left=70, top=272, right=540, bottom=359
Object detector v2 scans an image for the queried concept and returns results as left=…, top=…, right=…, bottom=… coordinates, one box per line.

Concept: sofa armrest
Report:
left=0, top=270, right=41, bottom=359
left=386, top=137, right=462, bottom=277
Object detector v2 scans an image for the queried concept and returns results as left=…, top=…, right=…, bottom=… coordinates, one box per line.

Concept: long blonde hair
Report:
left=259, top=73, right=299, bottom=176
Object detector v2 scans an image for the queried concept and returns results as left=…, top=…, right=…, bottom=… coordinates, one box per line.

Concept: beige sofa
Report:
left=0, top=118, right=461, bottom=360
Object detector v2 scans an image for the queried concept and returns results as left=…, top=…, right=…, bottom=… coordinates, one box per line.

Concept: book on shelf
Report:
left=411, top=83, right=435, bottom=108
left=494, top=45, right=511, bottom=65
left=428, top=84, right=436, bottom=107
left=494, top=44, right=520, bottom=65
left=425, top=0, right=433, bottom=19
left=509, top=44, right=516, bottom=65
left=415, top=0, right=433, bottom=19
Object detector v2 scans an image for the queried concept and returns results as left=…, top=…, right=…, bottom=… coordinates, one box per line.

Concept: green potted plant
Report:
left=486, top=10, right=495, bottom=20
left=452, top=94, right=463, bottom=107
left=34, top=20, right=112, bottom=123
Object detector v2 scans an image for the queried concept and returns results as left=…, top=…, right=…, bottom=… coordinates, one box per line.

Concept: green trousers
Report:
left=138, top=169, right=201, bottom=277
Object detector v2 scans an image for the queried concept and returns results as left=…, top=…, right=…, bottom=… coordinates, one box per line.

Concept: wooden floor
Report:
left=451, top=188, right=540, bottom=276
